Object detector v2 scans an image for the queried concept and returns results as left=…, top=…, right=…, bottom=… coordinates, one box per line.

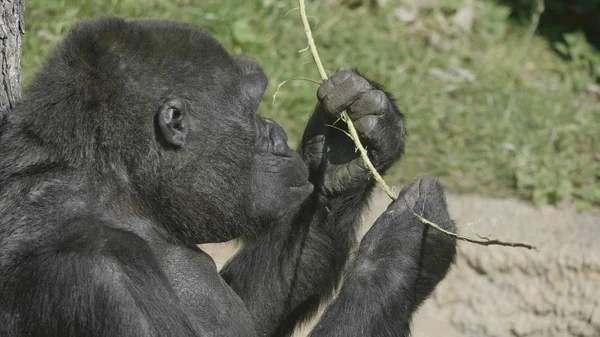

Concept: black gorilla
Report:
left=0, top=17, right=456, bottom=337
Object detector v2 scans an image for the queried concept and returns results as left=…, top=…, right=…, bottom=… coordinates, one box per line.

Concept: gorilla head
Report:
left=13, top=17, right=312, bottom=244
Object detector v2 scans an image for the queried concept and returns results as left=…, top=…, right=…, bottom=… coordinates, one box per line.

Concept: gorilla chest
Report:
left=158, top=246, right=257, bottom=335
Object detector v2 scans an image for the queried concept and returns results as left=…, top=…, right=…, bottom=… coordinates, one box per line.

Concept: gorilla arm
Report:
left=220, top=69, right=407, bottom=336
left=309, top=176, right=457, bottom=337
left=0, top=220, right=213, bottom=337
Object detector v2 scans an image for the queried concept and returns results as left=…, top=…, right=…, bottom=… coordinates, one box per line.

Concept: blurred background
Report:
left=23, top=0, right=599, bottom=209
left=22, top=1, right=600, bottom=336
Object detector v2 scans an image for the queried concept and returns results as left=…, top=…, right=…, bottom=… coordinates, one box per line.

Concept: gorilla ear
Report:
left=156, top=98, right=188, bottom=148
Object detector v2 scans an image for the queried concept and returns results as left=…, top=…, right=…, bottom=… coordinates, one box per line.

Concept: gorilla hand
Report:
left=309, top=176, right=457, bottom=337
left=357, top=176, right=457, bottom=308
left=300, top=68, right=405, bottom=196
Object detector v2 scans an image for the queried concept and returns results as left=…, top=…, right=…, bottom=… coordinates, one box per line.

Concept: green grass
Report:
left=22, top=0, right=600, bottom=208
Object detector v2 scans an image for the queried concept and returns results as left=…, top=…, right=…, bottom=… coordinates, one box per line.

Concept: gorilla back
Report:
left=0, top=16, right=456, bottom=337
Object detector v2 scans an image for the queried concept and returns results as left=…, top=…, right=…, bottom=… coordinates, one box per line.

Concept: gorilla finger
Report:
left=330, top=68, right=354, bottom=86
left=317, top=77, right=335, bottom=102
left=323, top=158, right=368, bottom=195
left=318, top=72, right=372, bottom=116
left=385, top=177, right=423, bottom=216
left=391, top=176, right=444, bottom=210
left=301, top=135, right=326, bottom=168
left=351, top=114, right=404, bottom=165
left=412, top=177, right=455, bottom=234
left=316, top=69, right=354, bottom=103
left=387, top=176, right=454, bottom=231
left=347, top=90, right=390, bottom=120
left=352, top=115, right=381, bottom=140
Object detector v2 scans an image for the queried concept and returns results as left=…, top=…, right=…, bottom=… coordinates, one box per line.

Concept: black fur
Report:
left=0, top=16, right=456, bottom=337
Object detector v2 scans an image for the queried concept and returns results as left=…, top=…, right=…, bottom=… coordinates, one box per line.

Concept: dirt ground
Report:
left=201, top=190, right=600, bottom=336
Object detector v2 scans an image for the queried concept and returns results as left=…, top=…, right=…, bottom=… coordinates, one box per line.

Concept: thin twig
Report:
left=272, top=77, right=321, bottom=105
left=297, top=0, right=537, bottom=250
left=325, top=124, right=352, bottom=139
left=413, top=213, right=537, bottom=250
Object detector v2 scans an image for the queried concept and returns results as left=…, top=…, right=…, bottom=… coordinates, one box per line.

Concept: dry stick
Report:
left=297, top=0, right=537, bottom=250
left=414, top=213, right=536, bottom=249
left=272, top=77, right=321, bottom=105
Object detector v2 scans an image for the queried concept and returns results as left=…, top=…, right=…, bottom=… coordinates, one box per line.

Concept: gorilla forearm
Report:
left=220, top=186, right=372, bottom=336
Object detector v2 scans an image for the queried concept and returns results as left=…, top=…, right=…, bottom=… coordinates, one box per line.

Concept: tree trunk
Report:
left=0, top=0, right=24, bottom=118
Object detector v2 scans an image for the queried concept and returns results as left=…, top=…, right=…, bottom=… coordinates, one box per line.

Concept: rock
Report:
left=453, top=5, right=475, bottom=32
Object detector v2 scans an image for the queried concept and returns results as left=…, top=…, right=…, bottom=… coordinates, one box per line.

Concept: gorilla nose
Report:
left=264, top=118, right=290, bottom=155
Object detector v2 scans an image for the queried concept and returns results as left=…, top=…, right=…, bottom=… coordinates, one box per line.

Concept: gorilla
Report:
left=0, top=17, right=456, bottom=337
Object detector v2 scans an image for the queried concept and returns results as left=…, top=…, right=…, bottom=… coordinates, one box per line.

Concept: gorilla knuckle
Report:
left=317, top=78, right=334, bottom=101
left=353, top=115, right=380, bottom=137
left=341, top=73, right=372, bottom=97
left=365, top=90, right=389, bottom=113
left=330, top=68, right=354, bottom=85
